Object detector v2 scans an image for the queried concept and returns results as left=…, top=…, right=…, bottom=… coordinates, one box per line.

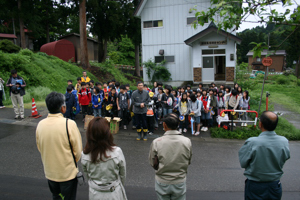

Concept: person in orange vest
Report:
left=81, top=71, right=91, bottom=83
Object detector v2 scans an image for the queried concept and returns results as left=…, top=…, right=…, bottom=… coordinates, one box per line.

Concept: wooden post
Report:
left=79, top=0, right=90, bottom=68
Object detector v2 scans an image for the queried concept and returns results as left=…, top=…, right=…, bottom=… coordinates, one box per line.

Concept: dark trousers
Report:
left=81, top=105, right=88, bottom=118
left=147, top=115, right=155, bottom=132
left=135, top=113, right=147, bottom=131
left=245, top=179, right=282, bottom=200
left=48, top=178, right=78, bottom=200
left=179, top=115, right=189, bottom=129
left=118, top=108, right=129, bottom=126
left=0, top=90, right=3, bottom=106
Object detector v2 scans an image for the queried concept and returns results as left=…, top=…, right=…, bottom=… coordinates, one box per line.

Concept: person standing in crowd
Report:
left=146, top=92, right=157, bottom=135
left=149, top=113, right=192, bottom=200
left=189, top=94, right=203, bottom=136
left=92, top=87, right=103, bottom=117
left=161, top=86, right=174, bottom=117
left=240, top=90, right=250, bottom=127
left=239, top=111, right=290, bottom=200
left=108, top=87, right=118, bottom=118
left=36, top=92, right=82, bottom=200
left=78, top=82, right=91, bottom=122
left=81, top=117, right=127, bottom=200
left=117, top=85, right=130, bottom=130
left=0, top=76, right=6, bottom=108
left=64, top=85, right=76, bottom=120
left=75, top=77, right=82, bottom=93
left=131, top=81, right=150, bottom=141
left=6, top=69, right=26, bottom=119
left=81, top=71, right=91, bottom=83
left=178, top=93, right=190, bottom=133
left=67, top=80, right=73, bottom=85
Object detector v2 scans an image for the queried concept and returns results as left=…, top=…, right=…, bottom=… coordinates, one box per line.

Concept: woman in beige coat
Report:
left=81, top=117, right=127, bottom=200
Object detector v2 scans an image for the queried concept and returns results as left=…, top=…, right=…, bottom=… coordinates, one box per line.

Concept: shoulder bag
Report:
left=66, top=119, right=85, bottom=185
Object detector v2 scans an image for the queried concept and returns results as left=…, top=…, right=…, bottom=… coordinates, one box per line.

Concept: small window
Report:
left=269, top=68, right=275, bottom=72
left=202, top=50, right=214, bottom=55
left=154, top=56, right=175, bottom=63
left=155, top=56, right=164, bottom=63
left=256, top=57, right=261, bottom=62
left=255, top=66, right=261, bottom=70
left=214, top=49, right=226, bottom=54
left=187, top=17, right=197, bottom=25
left=165, top=56, right=175, bottom=62
left=144, top=20, right=163, bottom=28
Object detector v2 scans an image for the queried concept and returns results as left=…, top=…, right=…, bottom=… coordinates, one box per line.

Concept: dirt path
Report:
left=273, top=103, right=300, bottom=129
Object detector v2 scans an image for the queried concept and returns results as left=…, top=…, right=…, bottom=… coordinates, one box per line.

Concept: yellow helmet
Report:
left=106, top=105, right=112, bottom=111
left=149, top=92, right=154, bottom=98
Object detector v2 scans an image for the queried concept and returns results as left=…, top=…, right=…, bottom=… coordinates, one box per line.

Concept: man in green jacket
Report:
left=238, top=111, right=290, bottom=200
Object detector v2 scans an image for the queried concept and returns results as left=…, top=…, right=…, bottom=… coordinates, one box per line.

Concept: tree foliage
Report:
left=143, top=59, right=172, bottom=83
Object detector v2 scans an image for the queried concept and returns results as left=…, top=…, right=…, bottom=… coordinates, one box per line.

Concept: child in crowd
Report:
left=224, top=86, right=231, bottom=109
left=64, top=85, right=76, bottom=120
left=240, top=90, right=250, bottom=127
left=157, top=87, right=164, bottom=122
left=200, top=89, right=209, bottom=132
left=92, top=87, right=103, bottom=117
left=225, top=89, right=241, bottom=126
left=117, top=85, right=130, bottom=129
left=196, top=91, right=202, bottom=100
left=186, top=84, right=192, bottom=93
left=108, top=87, right=118, bottom=118
left=233, top=83, right=239, bottom=91
left=208, top=89, right=217, bottom=127
left=126, top=84, right=132, bottom=98
left=211, top=82, right=218, bottom=90
left=197, top=83, right=203, bottom=92
left=147, top=92, right=157, bottom=135
left=237, top=86, right=243, bottom=96
left=67, top=80, right=73, bottom=85
left=151, top=82, right=158, bottom=93
left=86, top=82, right=93, bottom=115
left=78, top=82, right=91, bottom=122
left=192, top=89, right=197, bottom=96
left=213, top=89, right=218, bottom=98
left=178, top=92, right=190, bottom=133
left=177, top=87, right=182, bottom=98
left=189, top=94, right=203, bottom=136
left=115, top=82, right=120, bottom=94
left=180, top=87, right=185, bottom=97
left=171, top=90, right=179, bottom=115
left=144, top=84, right=150, bottom=92
left=75, top=77, right=82, bottom=93
left=217, top=90, right=225, bottom=115
left=219, top=85, right=225, bottom=94
left=162, top=86, right=174, bottom=116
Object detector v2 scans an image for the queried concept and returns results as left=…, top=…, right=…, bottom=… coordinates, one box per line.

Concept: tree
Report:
left=79, top=0, right=90, bottom=68
left=18, top=0, right=26, bottom=49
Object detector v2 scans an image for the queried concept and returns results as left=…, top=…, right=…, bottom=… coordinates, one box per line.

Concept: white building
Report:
left=135, top=0, right=241, bottom=86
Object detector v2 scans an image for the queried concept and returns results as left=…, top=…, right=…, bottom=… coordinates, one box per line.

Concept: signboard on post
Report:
left=262, top=57, right=273, bottom=67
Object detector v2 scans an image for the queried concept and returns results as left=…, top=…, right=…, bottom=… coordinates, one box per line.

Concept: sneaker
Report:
left=143, top=138, right=148, bottom=141
left=179, top=128, right=182, bottom=133
left=20, top=116, right=24, bottom=119
left=183, top=128, right=187, bottom=133
left=148, top=132, right=153, bottom=135
left=124, top=125, right=127, bottom=130
left=15, top=116, right=19, bottom=119
left=201, top=127, right=205, bottom=131
left=244, top=123, right=247, bottom=127
left=192, top=131, right=195, bottom=135
left=204, top=127, right=208, bottom=132
left=195, top=132, right=200, bottom=136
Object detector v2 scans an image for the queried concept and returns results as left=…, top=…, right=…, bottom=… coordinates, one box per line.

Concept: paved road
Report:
left=0, top=108, right=300, bottom=199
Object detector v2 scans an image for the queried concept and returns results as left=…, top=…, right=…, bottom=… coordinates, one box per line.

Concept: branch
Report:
left=272, top=26, right=299, bottom=48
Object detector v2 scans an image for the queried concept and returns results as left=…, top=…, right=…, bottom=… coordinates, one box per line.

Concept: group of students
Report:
left=64, top=71, right=251, bottom=135
left=64, top=72, right=133, bottom=130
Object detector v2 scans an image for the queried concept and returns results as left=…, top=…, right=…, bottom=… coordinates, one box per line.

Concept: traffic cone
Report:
left=30, top=98, right=42, bottom=119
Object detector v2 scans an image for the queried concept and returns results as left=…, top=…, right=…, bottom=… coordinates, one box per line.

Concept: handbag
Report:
left=66, top=119, right=85, bottom=185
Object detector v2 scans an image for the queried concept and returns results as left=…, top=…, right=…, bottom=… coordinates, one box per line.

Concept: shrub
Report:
left=283, top=70, right=295, bottom=76
left=276, top=76, right=290, bottom=85
left=0, top=39, right=20, bottom=53
left=297, top=79, right=300, bottom=86
left=143, top=59, right=171, bottom=83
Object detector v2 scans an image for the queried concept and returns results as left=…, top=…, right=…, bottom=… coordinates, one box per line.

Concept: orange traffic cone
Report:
left=30, top=98, right=42, bottom=118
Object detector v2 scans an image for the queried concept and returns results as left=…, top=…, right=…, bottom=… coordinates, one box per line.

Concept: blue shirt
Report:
left=238, top=131, right=290, bottom=182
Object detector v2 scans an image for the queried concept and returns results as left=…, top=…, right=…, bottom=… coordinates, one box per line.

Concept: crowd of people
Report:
left=64, top=71, right=251, bottom=139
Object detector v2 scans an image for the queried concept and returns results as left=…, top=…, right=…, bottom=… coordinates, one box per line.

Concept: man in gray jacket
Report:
left=149, top=113, right=192, bottom=200
left=131, top=81, right=150, bottom=141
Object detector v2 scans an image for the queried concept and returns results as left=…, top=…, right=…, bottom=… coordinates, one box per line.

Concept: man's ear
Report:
left=61, top=105, right=66, bottom=114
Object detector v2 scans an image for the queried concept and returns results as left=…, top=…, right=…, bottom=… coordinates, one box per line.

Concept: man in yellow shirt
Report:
left=81, top=71, right=91, bottom=83
left=36, top=92, right=82, bottom=200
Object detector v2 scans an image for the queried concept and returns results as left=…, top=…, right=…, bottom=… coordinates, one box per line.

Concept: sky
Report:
left=237, top=1, right=299, bottom=32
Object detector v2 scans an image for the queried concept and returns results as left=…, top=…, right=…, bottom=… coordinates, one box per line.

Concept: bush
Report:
left=276, top=76, right=290, bottom=85
left=0, top=39, right=20, bottom=53
left=143, top=59, right=172, bottom=83
left=297, top=79, right=300, bottom=86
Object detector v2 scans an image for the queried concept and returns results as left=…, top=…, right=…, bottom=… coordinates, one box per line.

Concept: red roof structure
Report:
left=0, top=33, right=17, bottom=39
left=40, top=39, right=75, bottom=62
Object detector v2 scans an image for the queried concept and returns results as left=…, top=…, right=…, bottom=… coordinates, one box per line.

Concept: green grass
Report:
left=0, top=49, right=99, bottom=105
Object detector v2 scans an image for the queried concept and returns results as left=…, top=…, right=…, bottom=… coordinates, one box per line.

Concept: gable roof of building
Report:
left=184, top=22, right=242, bottom=46
left=246, top=49, right=286, bottom=56
left=0, top=33, right=17, bottom=39
left=134, top=0, right=148, bottom=17
left=59, top=33, right=98, bottom=43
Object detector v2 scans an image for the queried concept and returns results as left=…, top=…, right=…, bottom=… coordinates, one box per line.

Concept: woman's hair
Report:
left=165, top=86, right=171, bottom=94
left=83, top=117, right=116, bottom=163
left=158, top=87, right=164, bottom=92
left=171, top=90, right=178, bottom=97
left=202, top=89, right=207, bottom=95
left=234, top=83, right=239, bottom=89
left=225, top=85, right=231, bottom=92
left=94, top=87, right=100, bottom=94
left=181, top=92, right=187, bottom=102
left=237, top=86, right=243, bottom=93
left=243, top=90, right=249, bottom=101
left=190, top=94, right=197, bottom=102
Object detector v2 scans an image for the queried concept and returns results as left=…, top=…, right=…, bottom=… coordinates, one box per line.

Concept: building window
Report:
left=154, top=56, right=175, bottom=63
left=202, top=49, right=226, bottom=55
left=269, top=68, right=275, bottom=72
left=143, top=20, right=163, bottom=28
left=256, top=57, right=261, bottom=62
left=187, top=17, right=197, bottom=25
left=255, top=66, right=261, bottom=70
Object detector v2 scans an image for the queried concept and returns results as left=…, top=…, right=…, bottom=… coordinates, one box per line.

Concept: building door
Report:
left=202, top=56, right=214, bottom=82
left=215, top=56, right=226, bottom=80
